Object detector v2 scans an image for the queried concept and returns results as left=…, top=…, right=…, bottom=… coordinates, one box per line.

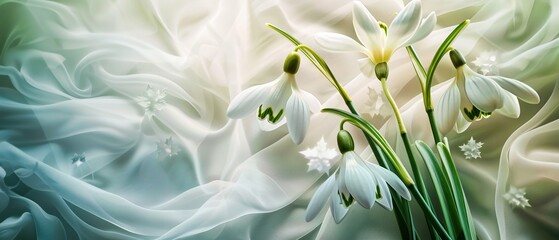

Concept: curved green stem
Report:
left=380, top=78, right=428, bottom=193
left=380, top=78, right=406, bottom=134
left=427, top=109, right=443, bottom=144
left=293, top=45, right=351, bottom=102
left=424, top=19, right=470, bottom=111
left=381, top=77, right=436, bottom=237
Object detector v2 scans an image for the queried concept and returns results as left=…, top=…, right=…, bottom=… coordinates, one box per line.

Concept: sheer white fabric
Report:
left=0, top=0, right=558, bottom=239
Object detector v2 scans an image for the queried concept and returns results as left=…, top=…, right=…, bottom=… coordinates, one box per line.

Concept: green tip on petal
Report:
left=375, top=62, right=389, bottom=80
left=378, top=21, right=388, bottom=36
left=283, top=52, right=301, bottom=74
left=337, top=129, right=354, bottom=153
left=449, top=49, right=466, bottom=68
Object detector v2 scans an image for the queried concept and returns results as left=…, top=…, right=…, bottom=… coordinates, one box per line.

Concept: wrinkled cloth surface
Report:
left=0, top=0, right=558, bottom=239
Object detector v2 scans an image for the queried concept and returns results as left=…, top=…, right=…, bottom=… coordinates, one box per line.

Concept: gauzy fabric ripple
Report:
left=0, top=0, right=558, bottom=239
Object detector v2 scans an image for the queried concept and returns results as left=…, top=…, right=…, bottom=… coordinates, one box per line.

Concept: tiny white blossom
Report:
left=157, top=137, right=180, bottom=160
left=472, top=51, right=499, bottom=75
left=72, top=152, right=86, bottom=167
left=459, top=137, right=483, bottom=159
left=136, top=85, right=166, bottom=117
left=365, top=87, right=392, bottom=119
left=300, top=137, right=338, bottom=174
left=503, top=186, right=531, bottom=208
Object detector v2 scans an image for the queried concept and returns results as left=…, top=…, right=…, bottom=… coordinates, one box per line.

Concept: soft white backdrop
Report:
left=0, top=0, right=558, bottom=239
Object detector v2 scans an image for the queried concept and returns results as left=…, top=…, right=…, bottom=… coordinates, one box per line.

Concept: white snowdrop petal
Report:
left=342, top=152, right=377, bottom=208
left=286, top=91, right=310, bottom=144
left=315, top=32, right=369, bottom=54
left=226, top=83, right=272, bottom=119
left=436, top=82, right=460, bottom=135
left=352, top=1, right=385, bottom=51
left=306, top=175, right=337, bottom=222
left=490, top=76, right=540, bottom=104
left=386, top=0, right=422, bottom=51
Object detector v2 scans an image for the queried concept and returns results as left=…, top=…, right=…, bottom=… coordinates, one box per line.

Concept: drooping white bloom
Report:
left=315, top=0, right=436, bottom=77
left=365, top=87, right=392, bottom=118
left=503, top=186, right=531, bottom=208
left=459, top=137, right=483, bottom=159
left=72, top=152, right=86, bottom=167
left=300, top=137, right=338, bottom=174
left=305, top=149, right=410, bottom=223
left=136, top=85, right=166, bottom=117
left=157, top=137, right=180, bottom=160
left=436, top=50, right=540, bottom=134
left=472, top=51, right=499, bottom=75
left=226, top=53, right=321, bottom=144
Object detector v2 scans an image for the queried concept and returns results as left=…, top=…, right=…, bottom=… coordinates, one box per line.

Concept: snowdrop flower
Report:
left=305, top=130, right=411, bottom=223
left=300, top=137, right=338, bottom=174
left=315, top=1, right=436, bottom=77
left=436, top=49, right=540, bottom=134
left=503, top=186, right=531, bottom=208
left=226, top=52, right=321, bottom=144
left=459, top=137, right=483, bottom=159
left=136, top=85, right=166, bottom=118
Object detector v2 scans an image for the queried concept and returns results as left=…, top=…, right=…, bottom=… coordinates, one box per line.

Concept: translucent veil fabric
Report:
left=0, top=0, right=557, bottom=239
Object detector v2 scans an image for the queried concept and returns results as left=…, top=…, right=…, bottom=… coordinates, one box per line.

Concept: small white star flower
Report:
left=157, top=137, right=180, bottom=160
left=72, top=152, right=86, bottom=167
left=472, top=51, right=499, bottom=75
left=300, top=137, right=338, bottom=174
left=459, top=137, right=483, bottom=159
left=365, top=87, right=392, bottom=118
left=503, top=186, right=531, bottom=208
left=136, top=85, right=166, bottom=117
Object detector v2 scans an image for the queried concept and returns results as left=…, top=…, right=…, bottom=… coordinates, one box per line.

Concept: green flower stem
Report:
left=381, top=78, right=436, bottom=237
left=293, top=45, right=352, bottom=102
left=427, top=109, right=443, bottom=144
left=410, top=186, right=452, bottom=240
left=380, top=78, right=429, bottom=195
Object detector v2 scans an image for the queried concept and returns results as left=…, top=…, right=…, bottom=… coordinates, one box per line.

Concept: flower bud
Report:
left=337, top=129, right=355, bottom=153
left=375, top=62, right=389, bottom=80
left=283, top=52, right=301, bottom=74
left=449, top=49, right=466, bottom=68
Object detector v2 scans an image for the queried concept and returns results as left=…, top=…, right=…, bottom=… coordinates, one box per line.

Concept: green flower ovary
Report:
left=258, top=105, right=284, bottom=123
left=463, top=106, right=491, bottom=121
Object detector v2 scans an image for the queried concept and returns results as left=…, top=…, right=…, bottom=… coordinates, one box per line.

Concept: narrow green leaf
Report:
left=437, top=142, right=477, bottom=240
left=415, top=141, right=459, bottom=239
left=265, top=23, right=301, bottom=45
left=406, top=46, right=427, bottom=90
